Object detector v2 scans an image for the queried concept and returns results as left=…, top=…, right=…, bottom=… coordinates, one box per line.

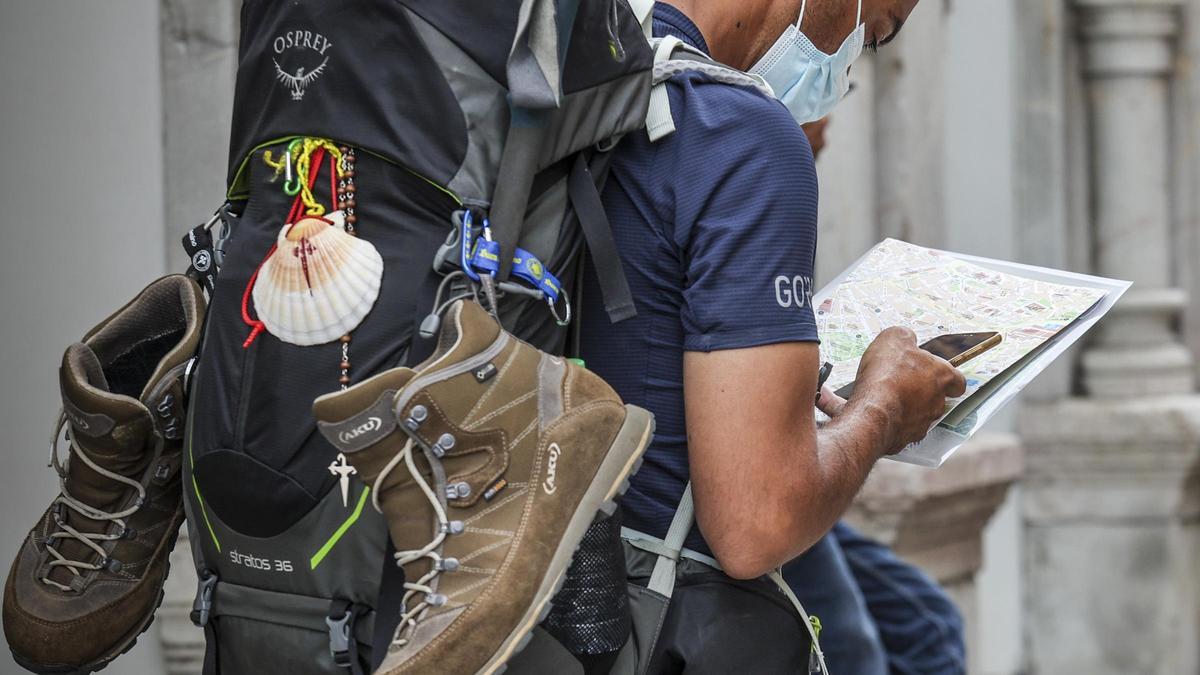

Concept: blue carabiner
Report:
left=460, top=210, right=480, bottom=283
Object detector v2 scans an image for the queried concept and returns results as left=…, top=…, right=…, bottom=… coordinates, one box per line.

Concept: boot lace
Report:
left=373, top=438, right=460, bottom=649
left=40, top=411, right=149, bottom=591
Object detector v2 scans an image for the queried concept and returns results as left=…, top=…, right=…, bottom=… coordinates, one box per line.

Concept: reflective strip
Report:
left=310, top=486, right=371, bottom=570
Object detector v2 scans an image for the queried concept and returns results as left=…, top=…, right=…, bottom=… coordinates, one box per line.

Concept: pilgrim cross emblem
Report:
left=328, top=453, right=357, bottom=508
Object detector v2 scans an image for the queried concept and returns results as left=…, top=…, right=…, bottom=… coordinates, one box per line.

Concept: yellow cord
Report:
left=262, top=137, right=345, bottom=217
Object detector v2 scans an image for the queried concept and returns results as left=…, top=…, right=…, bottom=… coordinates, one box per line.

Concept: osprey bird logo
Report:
left=273, top=57, right=328, bottom=101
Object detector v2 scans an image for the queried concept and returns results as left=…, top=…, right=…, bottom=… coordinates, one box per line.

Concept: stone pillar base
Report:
left=1020, top=396, right=1200, bottom=675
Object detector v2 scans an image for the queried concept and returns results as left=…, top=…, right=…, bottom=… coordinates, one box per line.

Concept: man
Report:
left=579, top=0, right=964, bottom=667
left=775, top=115, right=966, bottom=675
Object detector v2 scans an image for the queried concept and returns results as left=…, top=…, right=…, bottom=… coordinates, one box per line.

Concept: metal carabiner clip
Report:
left=460, top=210, right=481, bottom=283
left=548, top=290, right=571, bottom=327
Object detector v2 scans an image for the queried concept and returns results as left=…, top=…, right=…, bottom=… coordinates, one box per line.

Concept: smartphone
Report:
left=833, top=331, right=1002, bottom=399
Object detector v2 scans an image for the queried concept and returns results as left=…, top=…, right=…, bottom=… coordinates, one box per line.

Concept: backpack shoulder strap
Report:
left=645, top=37, right=775, bottom=143
left=627, top=0, right=654, bottom=39
left=646, top=482, right=694, bottom=598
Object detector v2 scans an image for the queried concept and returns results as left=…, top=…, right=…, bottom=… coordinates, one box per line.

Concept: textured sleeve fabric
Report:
left=655, top=75, right=821, bottom=352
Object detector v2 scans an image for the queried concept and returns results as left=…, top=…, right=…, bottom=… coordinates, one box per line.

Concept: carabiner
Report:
left=548, top=290, right=571, bottom=327
left=460, top=210, right=480, bottom=283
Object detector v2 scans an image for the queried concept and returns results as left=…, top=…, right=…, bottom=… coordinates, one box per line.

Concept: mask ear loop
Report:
left=855, top=0, right=863, bottom=27
left=797, top=0, right=807, bottom=29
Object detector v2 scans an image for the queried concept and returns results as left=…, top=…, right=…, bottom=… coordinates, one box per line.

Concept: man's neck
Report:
left=662, top=0, right=775, bottom=71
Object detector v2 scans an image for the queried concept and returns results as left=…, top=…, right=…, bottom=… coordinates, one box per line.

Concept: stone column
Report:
left=1075, top=0, right=1193, bottom=397
left=1020, top=2, right=1200, bottom=673
left=845, top=433, right=1024, bottom=674
left=157, top=1, right=238, bottom=672
left=160, top=0, right=239, bottom=273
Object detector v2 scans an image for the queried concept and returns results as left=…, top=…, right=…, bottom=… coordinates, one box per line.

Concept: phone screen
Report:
left=920, top=332, right=1001, bottom=364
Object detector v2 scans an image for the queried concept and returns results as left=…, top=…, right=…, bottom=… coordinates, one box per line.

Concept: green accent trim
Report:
left=185, top=422, right=222, bottom=553
left=309, top=486, right=370, bottom=570
left=226, top=136, right=463, bottom=207
left=191, top=475, right=222, bottom=554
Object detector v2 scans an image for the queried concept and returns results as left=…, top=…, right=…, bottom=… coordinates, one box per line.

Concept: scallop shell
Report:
left=251, top=212, right=384, bottom=346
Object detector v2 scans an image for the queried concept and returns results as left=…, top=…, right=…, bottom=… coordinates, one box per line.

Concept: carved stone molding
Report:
left=1020, top=397, right=1200, bottom=674
left=846, top=432, right=1024, bottom=671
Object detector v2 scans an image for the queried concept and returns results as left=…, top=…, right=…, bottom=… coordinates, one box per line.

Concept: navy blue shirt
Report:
left=580, top=5, right=820, bottom=553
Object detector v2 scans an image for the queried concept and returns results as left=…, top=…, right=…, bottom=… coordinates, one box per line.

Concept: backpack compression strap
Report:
left=645, top=37, right=775, bottom=142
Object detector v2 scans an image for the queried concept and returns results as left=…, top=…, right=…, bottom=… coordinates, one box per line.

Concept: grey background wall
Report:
left=0, top=1, right=165, bottom=673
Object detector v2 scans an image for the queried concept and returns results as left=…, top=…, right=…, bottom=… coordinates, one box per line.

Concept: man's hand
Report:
left=851, top=327, right=967, bottom=454
left=685, top=331, right=965, bottom=579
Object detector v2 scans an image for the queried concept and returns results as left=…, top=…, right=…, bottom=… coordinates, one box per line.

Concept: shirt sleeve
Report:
left=663, top=76, right=821, bottom=352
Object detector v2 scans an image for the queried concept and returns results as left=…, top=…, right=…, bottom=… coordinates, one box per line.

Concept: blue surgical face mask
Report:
left=749, top=0, right=865, bottom=125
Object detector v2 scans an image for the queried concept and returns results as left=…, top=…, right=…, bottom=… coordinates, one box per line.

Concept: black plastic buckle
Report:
left=326, top=609, right=353, bottom=668
left=189, top=572, right=218, bottom=627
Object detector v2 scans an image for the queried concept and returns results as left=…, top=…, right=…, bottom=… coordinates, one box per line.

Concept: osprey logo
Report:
left=542, top=443, right=563, bottom=495
left=271, top=30, right=333, bottom=101
left=338, top=417, right=381, bottom=445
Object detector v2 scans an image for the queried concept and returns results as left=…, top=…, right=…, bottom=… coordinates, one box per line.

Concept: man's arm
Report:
left=684, top=328, right=964, bottom=580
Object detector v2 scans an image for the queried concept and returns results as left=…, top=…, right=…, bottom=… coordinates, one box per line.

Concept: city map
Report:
left=817, top=239, right=1108, bottom=422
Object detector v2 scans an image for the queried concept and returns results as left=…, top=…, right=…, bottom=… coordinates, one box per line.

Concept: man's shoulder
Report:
left=662, top=71, right=806, bottom=149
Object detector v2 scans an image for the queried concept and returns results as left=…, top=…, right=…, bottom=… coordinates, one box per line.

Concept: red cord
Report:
left=241, top=146, right=330, bottom=349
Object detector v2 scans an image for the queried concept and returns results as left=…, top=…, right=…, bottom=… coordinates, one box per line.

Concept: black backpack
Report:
left=181, top=1, right=654, bottom=672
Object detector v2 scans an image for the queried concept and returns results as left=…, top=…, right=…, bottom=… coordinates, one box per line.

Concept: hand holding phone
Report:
left=835, top=327, right=970, bottom=454
left=834, top=331, right=1000, bottom=400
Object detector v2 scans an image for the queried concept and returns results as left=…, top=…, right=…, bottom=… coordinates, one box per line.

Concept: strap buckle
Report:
left=326, top=610, right=353, bottom=668
left=189, top=572, right=218, bottom=627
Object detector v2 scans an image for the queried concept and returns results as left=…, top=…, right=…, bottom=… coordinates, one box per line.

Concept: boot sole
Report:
left=10, top=511, right=185, bottom=675
left=479, top=404, right=654, bottom=675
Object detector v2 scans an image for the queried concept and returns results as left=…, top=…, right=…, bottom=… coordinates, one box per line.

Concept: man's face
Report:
left=767, top=0, right=920, bottom=56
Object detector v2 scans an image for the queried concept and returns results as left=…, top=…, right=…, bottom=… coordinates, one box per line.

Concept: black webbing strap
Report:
left=568, top=153, right=637, bottom=323
left=370, top=541, right=406, bottom=672
left=202, top=622, right=218, bottom=675
left=489, top=109, right=548, bottom=282
left=328, top=599, right=369, bottom=675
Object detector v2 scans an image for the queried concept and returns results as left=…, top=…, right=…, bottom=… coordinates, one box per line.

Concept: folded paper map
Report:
left=813, top=239, right=1130, bottom=467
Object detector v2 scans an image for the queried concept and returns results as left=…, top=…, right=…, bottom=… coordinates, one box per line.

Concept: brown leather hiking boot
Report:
left=313, top=299, right=652, bottom=675
left=3, top=275, right=206, bottom=674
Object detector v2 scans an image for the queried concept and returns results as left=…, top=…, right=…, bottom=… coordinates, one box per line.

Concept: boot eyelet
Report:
left=432, top=433, right=456, bottom=458
left=438, top=558, right=460, bottom=572
left=122, top=527, right=137, bottom=540
left=427, top=593, right=448, bottom=607
left=405, top=405, right=429, bottom=430
left=102, top=558, right=123, bottom=573
left=445, top=481, right=471, bottom=500
left=442, top=520, right=465, bottom=535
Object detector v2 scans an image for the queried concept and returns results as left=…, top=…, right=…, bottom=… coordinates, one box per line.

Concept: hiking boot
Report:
left=313, top=299, right=652, bottom=675
left=3, top=275, right=206, bottom=674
